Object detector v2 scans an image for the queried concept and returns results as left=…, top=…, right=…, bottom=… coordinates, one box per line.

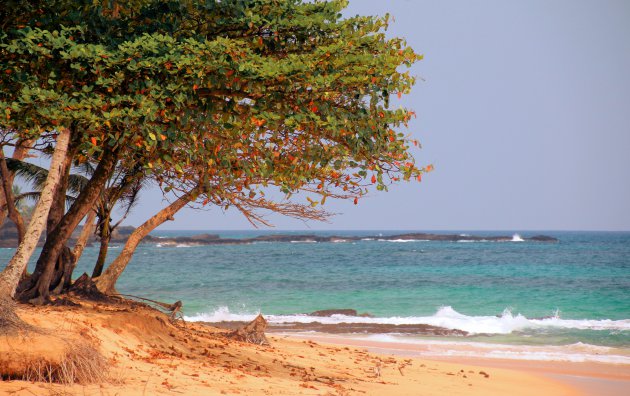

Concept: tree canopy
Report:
left=0, top=0, right=428, bottom=300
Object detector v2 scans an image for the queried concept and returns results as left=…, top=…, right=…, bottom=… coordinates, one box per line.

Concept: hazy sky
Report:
left=123, top=0, right=630, bottom=231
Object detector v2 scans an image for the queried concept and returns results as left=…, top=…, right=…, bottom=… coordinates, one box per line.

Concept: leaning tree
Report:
left=1, top=0, right=427, bottom=304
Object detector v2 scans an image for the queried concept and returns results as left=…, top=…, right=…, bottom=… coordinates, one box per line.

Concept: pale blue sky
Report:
left=126, top=0, right=630, bottom=231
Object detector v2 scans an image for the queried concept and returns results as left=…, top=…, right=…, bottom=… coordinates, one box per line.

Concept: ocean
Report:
left=2, top=230, right=629, bottom=364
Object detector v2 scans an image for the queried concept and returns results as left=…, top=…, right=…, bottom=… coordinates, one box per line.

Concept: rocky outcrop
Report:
left=309, top=309, right=373, bottom=318
left=143, top=232, right=559, bottom=246
left=1, top=221, right=559, bottom=248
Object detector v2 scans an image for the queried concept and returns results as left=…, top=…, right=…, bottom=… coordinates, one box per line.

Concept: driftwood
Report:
left=228, top=314, right=269, bottom=345
left=113, top=293, right=183, bottom=322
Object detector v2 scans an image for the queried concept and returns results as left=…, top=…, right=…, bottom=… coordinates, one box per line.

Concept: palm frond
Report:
left=15, top=191, right=77, bottom=208
left=14, top=191, right=41, bottom=205
left=73, top=160, right=96, bottom=177
left=112, top=177, right=146, bottom=229
left=68, top=174, right=89, bottom=195
left=5, top=158, right=48, bottom=190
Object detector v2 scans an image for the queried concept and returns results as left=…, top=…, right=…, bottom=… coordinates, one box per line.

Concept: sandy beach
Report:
left=0, top=299, right=596, bottom=396
left=285, top=333, right=630, bottom=396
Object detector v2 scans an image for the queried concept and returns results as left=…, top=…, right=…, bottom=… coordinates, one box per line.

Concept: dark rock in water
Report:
left=1, top=221, right=559, bottom=247
left=205, top=320, right=467, bottom=337
left=140, top=231, right=559, bottom=246
left=190, top=233, right=220, bottom=240
left=528, top=235, right=559, bottom=242
left=310, top=309, right=358, bottom=317
left=309, top=309, right=373, bottom=317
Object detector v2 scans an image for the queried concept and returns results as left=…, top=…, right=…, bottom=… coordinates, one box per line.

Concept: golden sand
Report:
left=0, top=300, right=583, bottom=395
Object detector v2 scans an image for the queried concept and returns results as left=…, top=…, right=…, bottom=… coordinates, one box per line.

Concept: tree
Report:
left=1, top=0, right=426, bottom=300
left=0, top=137, right=35, bottom=244
left=0, top=128, right=70, bottom=306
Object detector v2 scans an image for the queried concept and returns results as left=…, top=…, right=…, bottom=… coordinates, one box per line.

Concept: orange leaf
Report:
left=371, top=175, right=376, bottom=184
left=91, top=137, right=97, bottom=146
left=397, top=91, right=402, bottom=99
left=193, top=84, right=199, bottom=91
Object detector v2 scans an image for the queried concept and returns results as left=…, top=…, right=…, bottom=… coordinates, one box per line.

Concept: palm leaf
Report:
left=5, top=158, right=48, bottom=190
left=14, top=191, right=78, bottom=208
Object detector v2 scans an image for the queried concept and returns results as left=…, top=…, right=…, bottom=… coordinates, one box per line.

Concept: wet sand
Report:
left=286, top=333, right=630, bottom=396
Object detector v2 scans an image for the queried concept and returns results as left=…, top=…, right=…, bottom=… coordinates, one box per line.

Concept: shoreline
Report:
left=281, top=332, right=630, bottom=396
left=1, top=301, right=585, bottom=395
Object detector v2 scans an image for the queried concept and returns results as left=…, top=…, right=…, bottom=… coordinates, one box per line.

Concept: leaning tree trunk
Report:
left=72, top=209, right=97, bottom=261
left=41, top=142, right=78, bottom=297
left=0, top=151, right=26, bottom=244
left=19, top=148, right=119, bottom=303
left=0, top=177, right=7, bottom=228
left=53, top=210, right=97, bottom=296
left=92, top=211, right=111, bottom=278
left=95, top=193, right=193, bottom=294
left=0, top=140, right=33, bottom=229
left=0, top=128, right=71, bottom=302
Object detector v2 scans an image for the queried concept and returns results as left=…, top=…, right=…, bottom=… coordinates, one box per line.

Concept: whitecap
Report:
left=185, top=306, right=630, bottom=335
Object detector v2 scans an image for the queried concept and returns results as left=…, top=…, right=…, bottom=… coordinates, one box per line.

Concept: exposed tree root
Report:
left=68, top=273, right=111, bottom=302
left=0, top=296, right=32, bottom=335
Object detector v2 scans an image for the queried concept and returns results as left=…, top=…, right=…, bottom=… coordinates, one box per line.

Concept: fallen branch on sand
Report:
left=113, top=293, right=184, bottom=322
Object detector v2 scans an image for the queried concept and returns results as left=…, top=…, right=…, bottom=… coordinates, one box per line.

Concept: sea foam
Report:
left=185, top=306, right=630, bottom=334
left=356, top=335, right=630, bottom=364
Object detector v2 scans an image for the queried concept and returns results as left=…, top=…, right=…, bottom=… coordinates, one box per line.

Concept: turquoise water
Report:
left=2, top=230, right=629, bottom=359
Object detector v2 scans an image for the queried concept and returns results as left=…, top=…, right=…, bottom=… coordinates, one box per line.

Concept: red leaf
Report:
left=371, top=175, right=376, bottom=184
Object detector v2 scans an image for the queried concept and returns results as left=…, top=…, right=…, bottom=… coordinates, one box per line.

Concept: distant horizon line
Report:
left=150, top=228, right=630, bottom=233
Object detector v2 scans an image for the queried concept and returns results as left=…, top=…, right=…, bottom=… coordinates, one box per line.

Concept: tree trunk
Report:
left=0, top=151, right=26, bottom=244
left=34, top=142, right=79, bottom=299
left=50, top=246, right=75, bottom=295
left=18, top=148, right=119, bottom=303
left=0, top=140, right=33, bottom=229
left=95, top=193, right=193, bottom=294
left=0, top=177, right=6, bottom=228
left=92, top=211, right=111, bottom=278
left=46, top=142, right=76, bottom=237
left=72, top=209, right=96, bottom=261
left=52, top=210, right=97, bottom=297
left=0, top=128, right=71, bottom=300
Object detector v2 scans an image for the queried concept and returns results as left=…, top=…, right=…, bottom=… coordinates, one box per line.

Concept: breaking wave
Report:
left=185, top=306, right=630, bottom=335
